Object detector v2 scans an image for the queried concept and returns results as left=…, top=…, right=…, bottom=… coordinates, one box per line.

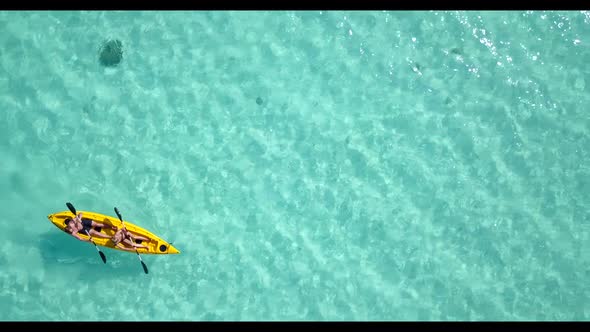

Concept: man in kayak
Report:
left=110, top=225, right=150, bottom=251
left=64, top=212, right=111, bottom=241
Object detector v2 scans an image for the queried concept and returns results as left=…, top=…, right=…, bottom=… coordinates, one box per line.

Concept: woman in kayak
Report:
left=64, top=212, right=111, bottom=241
left=111, top=225, right=150, bottom=251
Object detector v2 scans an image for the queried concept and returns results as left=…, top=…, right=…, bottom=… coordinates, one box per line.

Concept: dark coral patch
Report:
left=99, top=39, right=123, bottom=67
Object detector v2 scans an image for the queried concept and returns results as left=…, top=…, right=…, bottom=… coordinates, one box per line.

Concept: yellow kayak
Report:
left=47, top=210, right=180, bottom=255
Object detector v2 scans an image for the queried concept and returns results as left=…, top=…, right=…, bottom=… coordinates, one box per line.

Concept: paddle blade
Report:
left=141, top=261, right=149, bottom=274
left=99, top=251, right=107, bottom=264
left=66, top=202, right=77, bottom=215
left=114, top=207, right=122, bottom=221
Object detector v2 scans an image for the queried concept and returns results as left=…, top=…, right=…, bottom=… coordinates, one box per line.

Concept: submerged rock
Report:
left=98, top=39, right=123, bottom=67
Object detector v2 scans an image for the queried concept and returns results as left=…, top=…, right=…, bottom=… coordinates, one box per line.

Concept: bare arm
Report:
left=75, top=212, right=83, bottom=222
left=123, top=229, right=148, bottom=242
left=71, top=231, right=90, bottom=242
left=115, top=243, right=136, bottom=252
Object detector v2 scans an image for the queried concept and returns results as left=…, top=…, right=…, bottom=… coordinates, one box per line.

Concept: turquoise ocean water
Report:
left=0, top=10, right=589, bottom=321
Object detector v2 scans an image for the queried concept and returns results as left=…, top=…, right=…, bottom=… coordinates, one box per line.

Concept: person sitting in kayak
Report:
left=111, top=225, right=149, bottom=251
left=64, top=212, right=111, bottom=241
